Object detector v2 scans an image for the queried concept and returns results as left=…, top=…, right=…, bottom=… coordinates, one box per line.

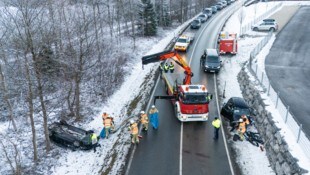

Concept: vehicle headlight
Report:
left=216, top=66, right=221, bottom=69
left=205, top=65, right=210, bottom=68
left=181, top=115, right=187, bottom=120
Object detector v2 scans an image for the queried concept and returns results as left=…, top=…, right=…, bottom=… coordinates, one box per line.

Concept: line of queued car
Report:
left=190, top=0, right=235, bottom=29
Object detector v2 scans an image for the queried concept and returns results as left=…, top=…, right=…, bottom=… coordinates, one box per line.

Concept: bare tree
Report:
left=0, top=45, right=17, bottom=131
left=0, top=134, right=22, bottom=175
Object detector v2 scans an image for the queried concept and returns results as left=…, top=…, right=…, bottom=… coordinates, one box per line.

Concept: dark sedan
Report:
left=221, top=97, right=257, bottom=123
left=49, top=120, right=99, bottom=150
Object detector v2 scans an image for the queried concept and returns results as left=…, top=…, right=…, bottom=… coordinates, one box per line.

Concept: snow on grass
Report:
left=51, top=21, right=192, bottom=175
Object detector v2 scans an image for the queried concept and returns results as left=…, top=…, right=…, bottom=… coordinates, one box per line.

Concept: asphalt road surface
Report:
left=125, top=2, right=241, bottom=175
left=265, top=6, right=310, bottom=136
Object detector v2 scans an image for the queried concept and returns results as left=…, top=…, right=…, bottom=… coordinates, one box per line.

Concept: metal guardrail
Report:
left=240, top=2, right=282, bottom=35
left=248, top=32, right=310, bottom=159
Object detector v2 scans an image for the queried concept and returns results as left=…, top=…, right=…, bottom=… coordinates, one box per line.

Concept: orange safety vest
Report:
left=140, top=114, right=148, bottom=124
left=104, top=118, right=112, bottom=127
left=131, top=123, right=138, bottom=134
left=241, top=115, right=250, bottom=125
left=102, top=113, right=109, bottom=120
left=238, top=122, right=246, bottom=133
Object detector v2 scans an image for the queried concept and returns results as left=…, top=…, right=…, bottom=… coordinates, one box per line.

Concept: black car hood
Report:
left=205, top=62, right=220, bottom=67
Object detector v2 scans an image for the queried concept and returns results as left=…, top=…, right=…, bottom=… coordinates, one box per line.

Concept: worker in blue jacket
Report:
left=149, top=105, right=159, bottom=129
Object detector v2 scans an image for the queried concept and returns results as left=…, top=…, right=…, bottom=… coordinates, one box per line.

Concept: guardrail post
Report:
left=285, top=106, right=289, bottom=123
left=297, top=124, right=302, bottom=143
left=267, top=82, right=270, bottom=96
left=275, top=91, right=280, bottom=108
left=255, top=64, right=258, bottom=75
left=261, top=72, right=264, bottom=84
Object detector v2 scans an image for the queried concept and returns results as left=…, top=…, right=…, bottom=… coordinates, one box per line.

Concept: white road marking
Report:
left=179, top=122, right=183, bottom=175
left=213, top=73, right=235, bottom=175
left=125, top=74, right=161, bottom=175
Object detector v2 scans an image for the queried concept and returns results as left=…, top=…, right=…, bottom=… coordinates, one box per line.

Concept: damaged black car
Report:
left=48, top=120, right=99, bottom=151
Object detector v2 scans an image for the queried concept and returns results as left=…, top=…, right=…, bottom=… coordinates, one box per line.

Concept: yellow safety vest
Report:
left=91, top=134, right=98, bottom=144
left=169, top=64, right=174, bottom=70
left=212, top=119, right=221, bottom=128
left=140, top=114, right=148, bottom=124
left=131, top=123, right=138, bottom=134
left=238, top=122, right=246, bottom=133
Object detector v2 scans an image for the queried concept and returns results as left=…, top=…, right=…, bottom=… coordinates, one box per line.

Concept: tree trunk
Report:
left=0, top=62, right=17, bottom=131
left=33, top=59, right=51, bottom=152
left=23, top=54, right=38, bottom=161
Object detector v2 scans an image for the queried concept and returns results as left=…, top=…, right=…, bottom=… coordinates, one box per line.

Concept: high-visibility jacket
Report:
left=238, top=122, right=246, bottom=133
left=241, top=115, right=250, bottom=125
left=131, top=123, right=138, bottom=134
left=169, top=63, right=174, bottom=70
left=140, top=114, right=148, bottom=124
left=164, top=64, right=169, bottom=71
left=104, top=118, right=113, bottom=127
left=102, top=113, right=109, bottom=120
left=149, top=108, right=158, bottom=114
left=212, top=119, right=221, bottom=128
left=91, top=133, right=98, bottom=144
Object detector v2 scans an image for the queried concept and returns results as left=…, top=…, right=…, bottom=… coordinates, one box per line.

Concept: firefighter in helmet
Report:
left=140, top=111, right=149, bottom=131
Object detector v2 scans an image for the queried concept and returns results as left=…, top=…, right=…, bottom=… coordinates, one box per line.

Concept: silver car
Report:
left=251, top=21, right=278, bottom=32
left=197, top=14, right=208, bottom=23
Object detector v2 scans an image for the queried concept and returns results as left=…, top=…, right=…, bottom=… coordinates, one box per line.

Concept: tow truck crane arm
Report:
left=142, top=50, right=193, bottom=85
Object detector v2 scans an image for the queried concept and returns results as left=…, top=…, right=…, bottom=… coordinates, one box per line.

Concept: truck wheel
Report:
left=165, top=84, right=168, bottom=94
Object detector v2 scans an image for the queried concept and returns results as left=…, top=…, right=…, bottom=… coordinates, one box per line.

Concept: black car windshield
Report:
left=182, top=93, right=208, bottom=104
left=207, top=56, right=219, bottom=63
left=177, top=38, right=187, bottom=43
left=233, top=108, right=250, bottom=116
left=199, top=15, right=205, bottom=18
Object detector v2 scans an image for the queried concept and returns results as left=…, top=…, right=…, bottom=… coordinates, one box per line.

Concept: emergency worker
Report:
left=238, top=118, right=246, bottom=141
left=164, top=63, right=169, bottom=73
left=140, top=111, right=149, bottom=131
left=90, top=133, right=101, bottom=152
left=149, top=105, right=159, bottom=129
left=169, top=62, right=174, bottom=73
left=212, top=117, right=221, bottom=140
left=241, top=115, right=250, bottom=129
left=129, top=120, right=139, bottom=144
left=102, top=112, right=109, bottom=120
left=104, top=117, right=114, bottom=138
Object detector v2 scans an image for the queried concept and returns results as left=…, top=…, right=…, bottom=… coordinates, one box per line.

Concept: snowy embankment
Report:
left=51, top=20, right=194, bottom=175
left=220, top=1, right=310, bottom=175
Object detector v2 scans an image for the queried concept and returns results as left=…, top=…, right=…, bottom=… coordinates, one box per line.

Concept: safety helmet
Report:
left=151, top=105, right=155, bottom=108
left=239, top=118, right=243, bottom=122
left=140, top=111, right=145, bottom=114
left=130, top=119, right=134, bottom=124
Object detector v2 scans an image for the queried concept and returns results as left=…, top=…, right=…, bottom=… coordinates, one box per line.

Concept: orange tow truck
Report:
left=142, top=50, right=213, bottom=122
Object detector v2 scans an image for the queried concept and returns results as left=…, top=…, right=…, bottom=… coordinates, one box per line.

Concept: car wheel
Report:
left=269, top=27, right=275, bottom=32
left=253, top=27, right=258, bottom=31
left=73, top=141, right=80, bottom=147
left=59, top=119, right=67, bottom=125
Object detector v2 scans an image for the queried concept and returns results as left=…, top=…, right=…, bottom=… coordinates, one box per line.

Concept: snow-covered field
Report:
left=1, top=1, right=310, bottom=175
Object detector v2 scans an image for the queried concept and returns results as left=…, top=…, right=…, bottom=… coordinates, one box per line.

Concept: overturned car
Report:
left=48, top=121, right=99, bottom=150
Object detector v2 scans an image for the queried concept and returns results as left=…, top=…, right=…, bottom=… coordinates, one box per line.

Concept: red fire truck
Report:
left=142, top=50, right=213, bottom=122
left=219, top=32, right=238, bottom=55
